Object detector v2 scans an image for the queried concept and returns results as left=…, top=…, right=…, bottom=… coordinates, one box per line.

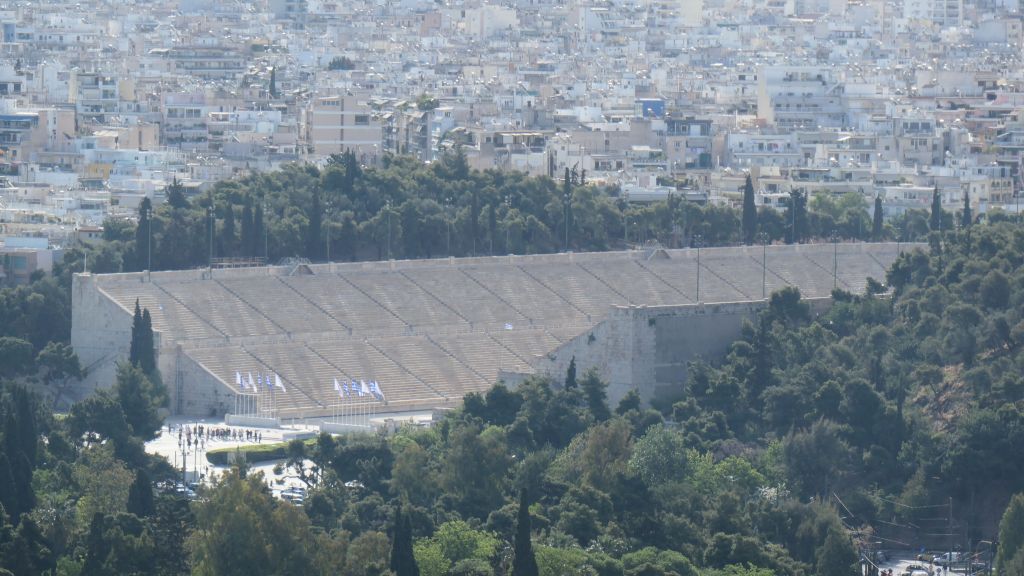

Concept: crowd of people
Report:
left=168, top=422, right=265, bottom=451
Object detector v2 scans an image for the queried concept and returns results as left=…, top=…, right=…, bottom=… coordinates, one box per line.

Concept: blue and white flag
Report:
left=236, top=371, right=244, bottom=389
left=350, top=381, right=358, bottom=397
left=341, top=381, right=349, bottom=397
left=248, top=372, right=258, bottom=394
left=265, top=373, right=274, bottom=390
left=275, top=373, right=286, bottom=392
left=361, top=380, right=371, bottom=396
left=371, top=380, right=385, bottom=401
left=334, top=378, right=342, bottom=397
left=504, top=323, right=514, bottom=330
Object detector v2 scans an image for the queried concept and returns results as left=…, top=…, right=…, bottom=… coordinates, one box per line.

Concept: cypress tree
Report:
left=512, top=489, right=538, bottom=576
left=134, top=198, right=152, bottom=271
left=742, top=174, right=757, bottom=245
left=254, top=202, right=265, bottom=259
left=962, top=190, right=972, bottom=229
left=241, top=197, right=254, bottom=258
left=565, top=356, right=577, bottom=389
left=0, top=453, right=17, bottom=521
left=221, top=202, right=236, bottom=257
left=140, top=309, right=156, bottom=376
left=307, top=188, right=323, bottom=261
left=389, top=502, right=419, bottom=576
left=930, top=187, right=943, bottom=232
left=127, top=469, right=155, bottom=517
left=129, top=299, right=142, bottom=367
left=872, top=196, right=883, bottom=240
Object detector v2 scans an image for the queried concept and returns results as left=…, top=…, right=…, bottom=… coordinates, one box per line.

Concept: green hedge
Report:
left=206, top=442, right=289, bottom=466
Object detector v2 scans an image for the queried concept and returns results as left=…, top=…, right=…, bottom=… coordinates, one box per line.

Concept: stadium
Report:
left=70, top=243, right=903, bottom=420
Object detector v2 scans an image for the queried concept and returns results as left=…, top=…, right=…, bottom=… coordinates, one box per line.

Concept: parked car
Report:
left=917, top=553, right=938, bottom=562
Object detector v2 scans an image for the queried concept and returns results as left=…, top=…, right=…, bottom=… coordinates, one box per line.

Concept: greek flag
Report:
left=275, top=373, right=286, bottom=392
left=236, top=371, right=244, bottom=389
left=341, top=381, right=349, bottom=397
left=370, top=380, right=385, bottom=401
left=249, top=372, right=258, bottom=394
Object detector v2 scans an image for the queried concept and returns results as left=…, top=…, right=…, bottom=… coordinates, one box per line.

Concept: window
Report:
left=354, top=115, right=370, bottom=126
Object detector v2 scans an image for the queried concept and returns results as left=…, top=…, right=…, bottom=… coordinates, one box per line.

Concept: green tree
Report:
left=189, top=468, right=320, bottom=576
left=872, top=196, right=883, bottom=240
left=930, top=187, right=943, bottom=232
left=565, top=357, right=577, bottom=389
left=628, top=423, right=688, bottom=486
left=126, top=468, right=155, bottom=518
left=580, top=368, right=611, bottom=422
left=997, top=493, right=1024, bottom=574
left=36, top=341, right=83, bottom=386
left=815, top=530, right=857, bottom=576
left=0, top=337, right=33, bottom=378
left=512, top=489, right=538, bottom=576
left=742, top=174, right=757, bottom=245
left=390, top=502, right=420, bottom=576
left=113, top=362, right=164, bottom=441
left=134, top=197, right=153, bottom=271
left=962, top=190, right=972, bottom=229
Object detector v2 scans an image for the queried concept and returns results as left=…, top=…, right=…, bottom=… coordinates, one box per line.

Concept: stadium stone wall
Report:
left=532, top=298, right=834, bottom=405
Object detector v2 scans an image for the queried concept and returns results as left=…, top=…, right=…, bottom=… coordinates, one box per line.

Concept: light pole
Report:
left=504, top=194, right=511, bottom=255
left=445, top=196, right=453, bottom=256
left=207, top=205, right=214, bottom=269
left=386, top=199, right=392, bottom=260
left=693, top=234, right=704, bottom=303
left=263, top=203, right=269, bottom=264
left=146, top=206, right=153, bottom=271
left=564, top=190, right=571, bottom=252
left=622, top=192, right=630, bottom=247
left=830, top=230, right=840, bottom=289
left=325, top=200, right=332, bottom=263
left=757, top=231, right=770, bottom=299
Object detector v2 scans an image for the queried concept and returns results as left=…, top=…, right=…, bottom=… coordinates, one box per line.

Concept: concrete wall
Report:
left=71, top=273, right=135, bottom=399
left=534, top=297, right=832, bottom=406
left=174, top=349, right=235, bottom=417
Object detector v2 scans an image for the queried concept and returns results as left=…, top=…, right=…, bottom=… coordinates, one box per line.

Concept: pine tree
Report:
left=512, top=489, right=538, bottom=576
left=962, top=190, right=972, bottom=229
left=269, top=67, right=277, bottom=98
left=389, top=502, right=419, bottom=576
left=742, top=174, right=757, bottom=245
left=930, top=187, right=943, bottom=232
left=307, top=188, right=323, bottom=260
left=127, top=469, right=155, bottom=517
left=872, top=196, right=884, bottom=241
